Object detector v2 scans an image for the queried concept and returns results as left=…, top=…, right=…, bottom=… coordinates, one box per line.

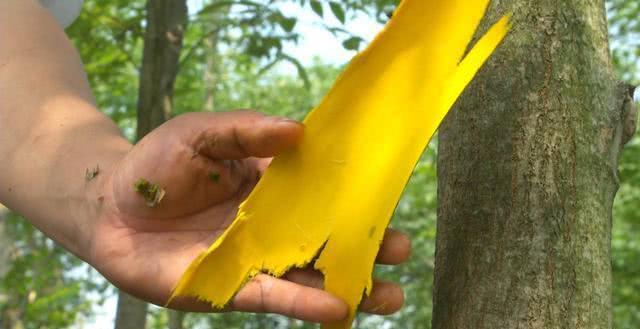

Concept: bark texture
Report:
left=114, top=1, right=187, bottom=328
left=433, top=1, right=636, bottom=328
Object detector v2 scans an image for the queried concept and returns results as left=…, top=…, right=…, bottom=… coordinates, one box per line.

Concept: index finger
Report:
left=230, top=274, right=348, bottom=323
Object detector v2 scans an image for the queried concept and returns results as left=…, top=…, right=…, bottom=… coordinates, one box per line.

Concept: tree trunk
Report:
left=135, top=0, right=188, bottom=141
left=203, top=31, right=221, bottom=113
left=114, top=1, right=187, bottom=328
left=202, top=2, right=231, bottom=113
left=114, top=292, right=148, bottom=329
left=0, top=204, right=10, bottom=278
left=433, top=1, right=637, bottom=329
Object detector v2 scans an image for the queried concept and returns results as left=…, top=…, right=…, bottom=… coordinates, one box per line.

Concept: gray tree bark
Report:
left=202, top=4, right=229, bottom=113
left=0, top=204, right=10, bottom=278
left=202, top=36, right=219, bottom=113
left=168, top=310, right=185, bottom=329
left=114, top=292, right=148, bottom=329
left=433, top=1, right=637, bottom=328
left=114, top=1, right=187, bottom=328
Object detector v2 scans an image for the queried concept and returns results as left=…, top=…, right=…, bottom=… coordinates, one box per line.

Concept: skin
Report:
left=0, top=0, right=411, bottom=324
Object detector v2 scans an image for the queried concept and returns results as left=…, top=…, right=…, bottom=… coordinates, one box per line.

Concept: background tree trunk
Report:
left=433, top=1, right=637, bottom=328
left=202, top=20, right=224, bottom=113
left=114, top=292, right=148, bottom=329
left=135, top=0, right=187, bottom=141
left=202, top=5, right=231, bottom=113
left=168, top=310, right=185, bottom=329
left=114, top=1, right=187, bottom=328
left=0, top=204, right=10, bottom=279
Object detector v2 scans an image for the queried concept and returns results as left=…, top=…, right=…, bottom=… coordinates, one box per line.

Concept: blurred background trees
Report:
left=608, top=0, right=640, bottom=327
left=0, top=0, right=637, bottom=328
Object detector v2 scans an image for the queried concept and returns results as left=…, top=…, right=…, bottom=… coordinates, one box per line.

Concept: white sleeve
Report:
left=39, top=0, right=84, bottom=28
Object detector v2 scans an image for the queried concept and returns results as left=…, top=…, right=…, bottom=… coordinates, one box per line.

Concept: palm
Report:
left=88, top=111, right=410, bottom=322
left=94, top=158, right=260, bottom=308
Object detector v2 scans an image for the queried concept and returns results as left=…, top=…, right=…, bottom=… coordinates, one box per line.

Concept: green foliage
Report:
left=606, top=4, right=640, bottom=329
left=612, top=113, right=640, bottom=328
left=310, top=0, right=323, bottom=17
left=66, top=0, right=145, bottom=140
left=0, top=213, right=105, bottom=329
left=64, top=0, right=400, bottom=133
left=328, top=2, right=346, bottom=24
left=608, top=1, right=640, bottom=328
left=608, top=0, right=640, bottom=85
left=342, top=36, right=363, bottom=51
left=179, top=55, right=340, bottom=119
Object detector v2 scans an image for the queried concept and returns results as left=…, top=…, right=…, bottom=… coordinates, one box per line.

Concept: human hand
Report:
left=87, top=110, right=411, bottom=323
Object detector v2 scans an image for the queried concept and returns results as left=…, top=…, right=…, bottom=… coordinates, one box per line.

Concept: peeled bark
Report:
left=433, top=1, right=636, bottom=328
left=114, top=1, right=187, bottom=328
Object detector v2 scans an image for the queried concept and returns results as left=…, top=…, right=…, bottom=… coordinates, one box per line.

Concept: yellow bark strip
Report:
left=315, top=14, right=511, bottom=329
left=168, top=1, right=510, bottom=328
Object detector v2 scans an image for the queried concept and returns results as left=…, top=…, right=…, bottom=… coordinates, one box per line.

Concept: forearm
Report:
left=0, top=0, right=131, bottom=258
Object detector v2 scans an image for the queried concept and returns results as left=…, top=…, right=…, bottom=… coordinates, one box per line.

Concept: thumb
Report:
left=108, top=110, right=303, bottom=220
left=185, top=110, right=305, bottom=160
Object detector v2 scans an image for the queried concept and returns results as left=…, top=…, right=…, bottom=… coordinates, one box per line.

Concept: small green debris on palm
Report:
left=208, top=171, right=220, bottom=183
left=85, top=165, right=100, bottom=181
left=133, top=178, right=165, bottom=207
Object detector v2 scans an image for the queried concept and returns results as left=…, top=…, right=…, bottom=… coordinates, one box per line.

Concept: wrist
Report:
left=78, top=140, right=131, bottom=263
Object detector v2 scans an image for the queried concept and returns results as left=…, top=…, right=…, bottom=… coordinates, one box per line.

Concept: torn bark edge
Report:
left=620, top=82, right=637, bottom=148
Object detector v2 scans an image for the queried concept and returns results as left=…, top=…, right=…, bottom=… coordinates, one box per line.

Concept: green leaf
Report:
left=279, top=17, right=297, bottom=32
left=310, top=0, right=323, bottom=17
left=342, top=36, right=361, bottom=50
left=329, top=2, right=346, bottom=24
